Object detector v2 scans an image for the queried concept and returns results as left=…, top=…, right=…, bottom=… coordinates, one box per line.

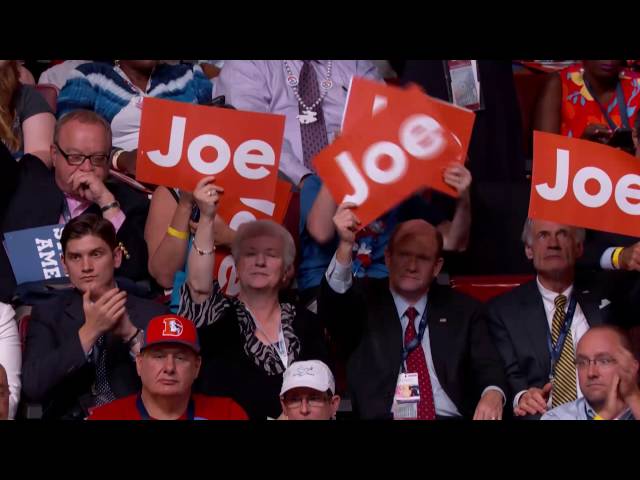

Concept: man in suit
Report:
left=319, top=205, right=507, bottom=420
left=486, top=218, right=638, bottom=419
left=22, top=214, right=168, bottom=419
left=0, top=109, right=152, bottom=302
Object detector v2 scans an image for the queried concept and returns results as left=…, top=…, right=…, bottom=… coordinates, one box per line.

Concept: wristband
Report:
left=111, top=149, right=124, bottom=171
left=612, top=247, right=624, bottom=270
left=167, top=226, right=188, bottom=240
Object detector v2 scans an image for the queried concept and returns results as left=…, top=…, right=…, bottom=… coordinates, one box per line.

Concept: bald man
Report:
left=0, top=364, right=9, bottom=420
left=319, top=209, right=507, bottom=420
left=542, top=325, right=640, bottom=420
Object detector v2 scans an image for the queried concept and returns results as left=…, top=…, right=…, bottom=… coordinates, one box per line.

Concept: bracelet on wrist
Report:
left=111, top=149, right=125, bottom=172
left=100, top=201, right=120, bottom=213
left=126, top=327, right=142, bottom=346
left=193, top=240, right=215, bottom=256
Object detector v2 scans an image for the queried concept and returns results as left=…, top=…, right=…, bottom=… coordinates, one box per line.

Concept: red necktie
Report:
left=404, top=307, right=436, bottom=420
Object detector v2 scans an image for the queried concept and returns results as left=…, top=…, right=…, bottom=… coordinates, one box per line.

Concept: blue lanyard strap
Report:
left=401, top=309, right=428, bottom=371
left=582, top=76, right=630, bottom=130
left=547, top=295, right=578, bottom=374
left=136, top=393, right=195, bottom=420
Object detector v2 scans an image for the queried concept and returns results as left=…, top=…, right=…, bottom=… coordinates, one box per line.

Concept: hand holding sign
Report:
left=315, top=78, right=475, bottom=228
left=333, top=202, right=361, bottom=245
left=192, top=176, right=224, bottom=220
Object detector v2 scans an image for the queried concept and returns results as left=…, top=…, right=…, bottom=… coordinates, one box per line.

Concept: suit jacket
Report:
left=22, top=288, right=168, bottom=419
left=0, top=154, right=152, bottom=302
left=485, top=276, right=637, bottom=405
left=318, top=276, right=507, bottom=419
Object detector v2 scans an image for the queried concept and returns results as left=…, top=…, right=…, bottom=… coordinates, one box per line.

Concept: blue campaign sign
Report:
left=3, top=224, right=68, bottom=285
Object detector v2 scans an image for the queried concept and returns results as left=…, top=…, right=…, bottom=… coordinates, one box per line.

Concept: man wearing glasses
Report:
left=0, top=109, right=152, bottom=301
left=278, top=360, right=340, bottom=420
left=542, top=325, right=640, bottom=420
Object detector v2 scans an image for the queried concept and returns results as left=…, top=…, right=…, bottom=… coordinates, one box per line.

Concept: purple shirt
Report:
left=214, top=60, right=382, bottom=185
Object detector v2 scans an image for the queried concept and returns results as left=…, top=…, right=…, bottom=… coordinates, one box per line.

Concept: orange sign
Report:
left=214, top=179, right=293, bottom=296
left=137, top=97, right=285, bottom=197
left=314, top=85, right=475, bottom=227
left=529, top=131, right=640, bottom=237
left=341, top=77, right=425, bottom=134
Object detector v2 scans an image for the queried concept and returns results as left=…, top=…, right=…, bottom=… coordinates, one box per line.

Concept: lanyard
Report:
left=401, top=308, right=428, bottom=372
left=546, top=295, right=578, bottom=379
left=252, top=314, right=288, bottom=368
left=136, top=394, right=195, bottom=420
left=582, top=75, right=630, bottom=130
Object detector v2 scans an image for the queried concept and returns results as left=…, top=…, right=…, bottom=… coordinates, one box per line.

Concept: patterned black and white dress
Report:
left=178, top=282, right=329, bottom=420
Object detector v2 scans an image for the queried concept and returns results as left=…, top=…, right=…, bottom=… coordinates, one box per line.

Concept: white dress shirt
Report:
left=326, top=253, right=504, bottom=417
left=513, top=277, right=589, bottom=409
left=0, top=303, right=21, bottom=419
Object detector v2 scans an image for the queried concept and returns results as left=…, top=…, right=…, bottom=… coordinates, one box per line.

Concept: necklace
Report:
left=283, top=60, right=333, bottom=124
left=251, top=308, right=286, bottom=355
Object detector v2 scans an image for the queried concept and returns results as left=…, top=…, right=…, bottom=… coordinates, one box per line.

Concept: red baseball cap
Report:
left=141, top=314, right=200, bottom=353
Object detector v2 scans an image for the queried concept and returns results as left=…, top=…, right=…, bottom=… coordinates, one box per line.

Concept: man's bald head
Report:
left=387, top=219, right=443, bottom=258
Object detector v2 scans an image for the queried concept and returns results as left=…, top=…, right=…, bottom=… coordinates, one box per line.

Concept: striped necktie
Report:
left=551, top=294, right=577, bottom=407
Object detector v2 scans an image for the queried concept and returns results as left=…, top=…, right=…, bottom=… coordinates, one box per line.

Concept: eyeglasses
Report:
left=574, top=356, right=617, bottom=369
left=282, top=393, right=330, bottom=409
left=55, top=142, right=110, bottom=166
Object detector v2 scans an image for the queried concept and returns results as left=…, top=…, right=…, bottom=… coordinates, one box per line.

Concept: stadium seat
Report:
left=450, top=275, right=534, bottom=303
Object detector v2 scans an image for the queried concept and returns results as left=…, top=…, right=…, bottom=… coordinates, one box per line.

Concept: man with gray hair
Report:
left=0, top=109, right=153, bottom=301
left=486, top=218, right=636, bottom=419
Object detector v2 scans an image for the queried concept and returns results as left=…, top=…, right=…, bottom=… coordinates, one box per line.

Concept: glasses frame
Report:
left=574, top=356, right=618, bottom=369
left=54, top=142, right=110, bottom=167
left=282, top=393, right=332, bottom=409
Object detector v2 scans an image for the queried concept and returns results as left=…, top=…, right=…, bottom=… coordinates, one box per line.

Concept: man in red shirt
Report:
left=88, top=314, right=247, bottom=420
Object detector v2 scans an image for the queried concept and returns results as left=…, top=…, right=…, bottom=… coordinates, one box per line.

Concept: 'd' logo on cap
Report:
left=162, top=318, right=184, bottom=337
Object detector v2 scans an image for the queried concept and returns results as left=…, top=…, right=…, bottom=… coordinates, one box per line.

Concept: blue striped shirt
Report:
left=57, top=62, right=213, bottom=148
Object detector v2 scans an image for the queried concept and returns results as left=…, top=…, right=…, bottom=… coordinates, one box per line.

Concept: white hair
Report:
left=231, top=220, right=296, bottom=270
left=521, top=218, right=586, bottom=246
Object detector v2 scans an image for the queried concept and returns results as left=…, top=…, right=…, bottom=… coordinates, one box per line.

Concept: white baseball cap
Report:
left=280, top=360, right=335, bottom=396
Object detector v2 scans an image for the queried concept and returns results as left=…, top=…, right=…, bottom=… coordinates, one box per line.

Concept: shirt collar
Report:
left=581, top=397, right=634, bottom=420
left=389, top=288, right=428, bottom=322
left=536, top=276, right=573, bottom=304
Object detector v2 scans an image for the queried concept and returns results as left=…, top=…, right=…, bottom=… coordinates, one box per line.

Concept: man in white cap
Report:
left=279, top=360, right=341, bottom=420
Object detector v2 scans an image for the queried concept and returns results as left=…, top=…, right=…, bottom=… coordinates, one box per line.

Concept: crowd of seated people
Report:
left=0, top=59, right=638, bottom=421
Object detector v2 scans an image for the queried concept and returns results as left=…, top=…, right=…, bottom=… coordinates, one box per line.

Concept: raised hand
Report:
left=193, top=176, right=224, bottom=220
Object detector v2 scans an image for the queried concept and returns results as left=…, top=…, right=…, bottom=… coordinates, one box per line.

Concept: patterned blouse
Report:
left=178, top=282, right=301, bottom=376
left=560, top=63, right=640, bottom=138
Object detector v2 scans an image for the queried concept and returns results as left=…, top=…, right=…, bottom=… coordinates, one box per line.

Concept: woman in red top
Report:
left=534, top=60, right=640, bottom=148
